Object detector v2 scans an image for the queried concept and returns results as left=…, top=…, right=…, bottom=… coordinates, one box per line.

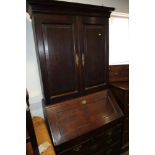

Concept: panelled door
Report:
left=79, top=16, right=109, bottom=94
left=33, top=14, right=109, bottom=104
left=33, top=14, right=81, bottom=104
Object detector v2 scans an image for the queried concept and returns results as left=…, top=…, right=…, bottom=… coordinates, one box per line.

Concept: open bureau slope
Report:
left=44, top=90, right=123, bottom=154
left=27, top=0, right=124, bottom=154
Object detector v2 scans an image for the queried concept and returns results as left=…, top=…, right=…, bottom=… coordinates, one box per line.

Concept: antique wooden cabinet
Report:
left=27, top=0, right=124, bottom=154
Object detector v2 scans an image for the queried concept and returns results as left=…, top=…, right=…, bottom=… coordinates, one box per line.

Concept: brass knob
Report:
left=81, top=100, right=87, bottom=105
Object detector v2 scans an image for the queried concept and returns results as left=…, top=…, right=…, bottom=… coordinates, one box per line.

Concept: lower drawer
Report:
left=58, top=137, right=121, bottom=155
left=94, top=141, right=121, bottom=155
left=57, top=139, right=93, bottom=155
left=57, top=124, right=122, bottom=155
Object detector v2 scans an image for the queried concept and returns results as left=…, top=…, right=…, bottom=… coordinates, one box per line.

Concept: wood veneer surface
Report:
left=45, top=90, right=123, bottom=146
left=111, top=81, right=129, bottom=91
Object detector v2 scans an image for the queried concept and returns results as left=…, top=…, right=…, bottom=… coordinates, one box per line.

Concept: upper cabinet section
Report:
left=27, top=0, right=114, bottom=105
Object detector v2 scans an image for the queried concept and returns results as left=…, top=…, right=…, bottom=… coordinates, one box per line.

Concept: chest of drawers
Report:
left=43, top=90, right=123, bottom=155
left=109, top=65, right=129, bottom=152
left=110, top=82, right=129, bottom=151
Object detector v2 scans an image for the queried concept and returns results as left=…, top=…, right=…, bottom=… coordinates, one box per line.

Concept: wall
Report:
left=109, top=15, right=129, bottom=65
left=26, top=17, right=44, bottom=117
left=56, top=0, right=129, bottom=13
left=26, top=0, right=129, bottom=117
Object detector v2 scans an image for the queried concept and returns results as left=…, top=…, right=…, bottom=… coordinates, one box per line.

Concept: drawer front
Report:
left=58, top=123, right=122, bottom=155
left=92, top=133, right=121, bottom=153
left=94, top=141, right=121, bottom=155
left=90, top=124, right=122, bottom=153
left=104, top=145, right=120, bottom=155
left=58, top=139, right=92, bottom=155
left=93, top=123, right=122, bottom=140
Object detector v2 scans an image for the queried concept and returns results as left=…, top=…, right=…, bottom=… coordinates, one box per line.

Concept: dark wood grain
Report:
left=109, top=64, right=129, bottom=152
left=110, top=81, right=129, bottom=91
left=32, top=14, right=82, bottom=104
left=109, top=64, right=129, bottom=82
left=45, top=90, right=123, bottom=154
left=29, top=1, right=113, bottom=104
left=41, top=15, right=80, bottom=100
left=26, top=1, right=126, bottom=155
left=82, top=18, right=107, bottom=92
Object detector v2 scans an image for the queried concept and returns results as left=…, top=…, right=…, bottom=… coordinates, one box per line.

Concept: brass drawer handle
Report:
left=73, top=145, right=82, bottom=152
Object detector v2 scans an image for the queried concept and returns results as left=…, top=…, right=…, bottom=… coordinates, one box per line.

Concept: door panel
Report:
left=34, top=15, right=80, bottom=104
left=80, top=17, right=108, bottom=93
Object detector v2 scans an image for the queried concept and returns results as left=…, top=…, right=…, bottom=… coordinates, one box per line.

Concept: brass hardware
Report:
left=82, top=53, right=85, bottom=66
left=81, top=100, right=87, bottom=105
left=73, top=145, right=82, bottom=152
left=75, top=54, right=79, bottom=66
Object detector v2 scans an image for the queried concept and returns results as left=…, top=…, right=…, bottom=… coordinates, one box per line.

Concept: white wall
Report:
left=109, top=15, right=129, bottom=65
left=26, top=0, right=129, bottom=117
left=26, top=17, right=44, bottom=117
left=56, top=0, right=129, bottom=13
left=102, top=0, right=129, bottom=13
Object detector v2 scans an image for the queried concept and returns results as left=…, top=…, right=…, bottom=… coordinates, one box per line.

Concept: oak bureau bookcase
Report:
left=27, top=0, right=124, bottom=154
